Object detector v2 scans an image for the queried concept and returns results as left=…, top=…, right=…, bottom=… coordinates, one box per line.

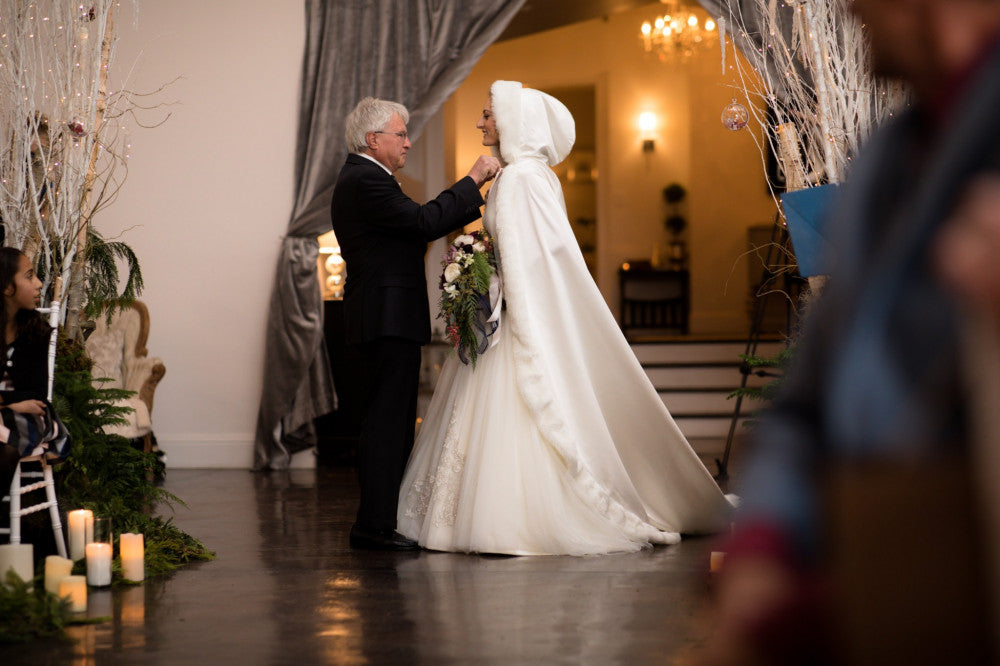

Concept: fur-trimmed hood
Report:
left=489, top=80, right=575, bottom=167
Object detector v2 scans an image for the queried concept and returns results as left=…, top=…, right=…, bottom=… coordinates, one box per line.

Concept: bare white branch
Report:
left=720, top=0, right=908, bottom=192
left=0, top=1, right=168, bottom=329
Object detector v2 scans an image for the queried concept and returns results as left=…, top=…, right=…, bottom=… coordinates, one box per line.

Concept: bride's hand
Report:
left=468, top=155, right=502, bottom=187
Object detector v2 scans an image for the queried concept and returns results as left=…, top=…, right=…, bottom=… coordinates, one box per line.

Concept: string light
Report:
left=0, top=0, right=144, bottom=308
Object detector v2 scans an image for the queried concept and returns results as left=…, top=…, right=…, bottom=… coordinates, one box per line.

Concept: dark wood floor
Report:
left=2, top=467, right=723, bottom=665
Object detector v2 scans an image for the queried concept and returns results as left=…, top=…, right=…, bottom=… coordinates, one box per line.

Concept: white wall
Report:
left=97, top=1, right=306, bottom=467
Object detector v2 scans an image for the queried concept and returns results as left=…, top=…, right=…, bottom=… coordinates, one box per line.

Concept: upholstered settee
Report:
left=83, top=301, right=165, bottom=451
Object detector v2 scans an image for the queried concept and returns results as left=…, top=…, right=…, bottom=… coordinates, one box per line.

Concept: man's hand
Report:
left=467, top=155, right=502, bottom=187
left=8, top=400, right=45, bottom=415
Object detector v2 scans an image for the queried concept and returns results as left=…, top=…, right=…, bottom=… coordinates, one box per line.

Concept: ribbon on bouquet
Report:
left=457, top=273, right=503, bottom=366
left=486, top=272, right=503, bottom=344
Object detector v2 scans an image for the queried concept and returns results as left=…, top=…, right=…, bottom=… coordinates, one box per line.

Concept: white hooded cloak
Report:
left=397, top=81, right=729, bottom=555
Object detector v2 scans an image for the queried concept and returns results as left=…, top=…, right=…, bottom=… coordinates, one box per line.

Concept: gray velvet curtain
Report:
left=253, top=0, right=525, bottom=470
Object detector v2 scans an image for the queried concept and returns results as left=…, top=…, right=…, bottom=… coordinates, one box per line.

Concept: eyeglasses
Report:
left=374, top=130, right=408, bottom=139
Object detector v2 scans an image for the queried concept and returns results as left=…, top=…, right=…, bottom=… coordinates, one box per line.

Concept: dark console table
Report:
left=618, top=263, right=690, bottom=337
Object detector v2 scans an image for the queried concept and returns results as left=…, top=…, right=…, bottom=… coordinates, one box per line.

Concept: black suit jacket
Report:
left=331, top=153, right=484, bottom=345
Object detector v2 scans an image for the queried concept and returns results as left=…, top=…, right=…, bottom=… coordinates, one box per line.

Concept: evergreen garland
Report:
left=53, top=335, right=214, bottom=574
left=0, top=571, right=69, bottom=643
left=53, top=334, right=167, bottom=512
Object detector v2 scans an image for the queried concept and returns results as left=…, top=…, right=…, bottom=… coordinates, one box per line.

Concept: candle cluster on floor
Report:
left=0, top=507, right=148, bottom=613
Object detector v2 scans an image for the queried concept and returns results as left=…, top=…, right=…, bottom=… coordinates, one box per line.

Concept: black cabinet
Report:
left=618, top=263, right=690, bottom=337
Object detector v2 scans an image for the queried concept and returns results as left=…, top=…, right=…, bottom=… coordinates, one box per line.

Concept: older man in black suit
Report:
left=331, top=96, right=500, bottom=550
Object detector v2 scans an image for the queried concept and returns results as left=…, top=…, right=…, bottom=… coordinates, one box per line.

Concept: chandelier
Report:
left=639, top=1, right=717, bottom=63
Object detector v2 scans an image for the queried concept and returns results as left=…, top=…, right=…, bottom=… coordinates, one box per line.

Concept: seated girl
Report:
left=0, top=247, right=70, bottom=498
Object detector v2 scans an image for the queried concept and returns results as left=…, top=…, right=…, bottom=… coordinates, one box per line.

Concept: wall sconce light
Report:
left=639, top=111, right=657, bottom=152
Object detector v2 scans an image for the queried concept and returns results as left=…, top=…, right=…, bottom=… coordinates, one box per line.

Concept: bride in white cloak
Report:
left=397, top=80, right=731, bottom=555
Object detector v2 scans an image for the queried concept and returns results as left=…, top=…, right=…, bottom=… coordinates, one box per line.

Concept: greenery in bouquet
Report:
left=438, top=230, right=497, bottom=367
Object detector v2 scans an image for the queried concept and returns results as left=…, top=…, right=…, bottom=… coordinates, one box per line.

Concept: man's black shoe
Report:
left=349, top=525, right=420, bottom=551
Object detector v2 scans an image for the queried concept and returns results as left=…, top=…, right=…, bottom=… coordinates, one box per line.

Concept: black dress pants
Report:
left=354, top=337, right=421, bottom=532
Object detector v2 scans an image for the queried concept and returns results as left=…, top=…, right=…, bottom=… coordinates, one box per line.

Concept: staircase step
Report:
left=659, top=390, right=743, bottom=415
left=687, top=436, right=728, bottom=459
left=645, top=365, right=771, bottom=389
left=675, top=416, right=752, bottom=439
left=631, top=340, right=786, bottom=366
left=628, top=339, right=781, bottom=441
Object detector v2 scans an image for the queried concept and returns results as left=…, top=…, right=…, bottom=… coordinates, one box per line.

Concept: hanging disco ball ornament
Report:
left=721, top=98, right=749, bottom=131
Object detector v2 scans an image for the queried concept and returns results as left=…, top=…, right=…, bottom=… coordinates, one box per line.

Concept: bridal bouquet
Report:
left=438, top=230, right=499, bottom=367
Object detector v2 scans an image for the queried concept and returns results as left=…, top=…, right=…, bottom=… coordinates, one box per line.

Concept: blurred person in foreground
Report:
left=704, top=1, right=1000, bottom=664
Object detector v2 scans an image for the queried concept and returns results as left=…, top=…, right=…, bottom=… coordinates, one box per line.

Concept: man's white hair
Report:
left=345, top=97, right=409, bottom=153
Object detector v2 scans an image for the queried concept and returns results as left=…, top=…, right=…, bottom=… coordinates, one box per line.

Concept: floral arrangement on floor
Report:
left=438, top=230, right=499, bottom=367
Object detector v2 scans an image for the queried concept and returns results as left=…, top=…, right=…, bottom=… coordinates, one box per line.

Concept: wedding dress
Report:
left=397, top=81, right=730, bottom=555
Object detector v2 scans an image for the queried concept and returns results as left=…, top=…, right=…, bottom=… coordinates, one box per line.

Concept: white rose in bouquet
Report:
left=473, top=242, right=485, bottom=253
left=454, top=234, right=475, bottom=246
left=444, top=263, right=462, bottom=283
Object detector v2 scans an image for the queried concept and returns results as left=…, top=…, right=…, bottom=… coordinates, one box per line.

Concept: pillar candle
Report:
left=0, top=544, right=33, bottom=586
left=68, top=509, right=94, bottom=561
left=58, top=575, right=87, bottom=612
left=119, top=533, right=144, bottom=582
left=85, top=542, right=112, bottom=587
left=44, top=555, right=74, bottom=594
